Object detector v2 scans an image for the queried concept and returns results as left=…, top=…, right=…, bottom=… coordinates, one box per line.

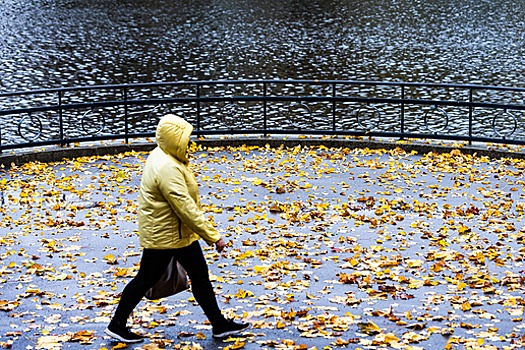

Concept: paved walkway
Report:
left=1, top=142, right=524, bottom=349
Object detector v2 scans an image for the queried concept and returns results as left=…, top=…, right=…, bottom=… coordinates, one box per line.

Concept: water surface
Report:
left=1, top=0, right=525, bottom=93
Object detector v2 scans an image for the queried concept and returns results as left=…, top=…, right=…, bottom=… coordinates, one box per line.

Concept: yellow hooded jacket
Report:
left=138, top=114, right=221, bottom=249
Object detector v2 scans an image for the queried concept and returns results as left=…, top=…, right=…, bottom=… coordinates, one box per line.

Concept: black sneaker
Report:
left=212, top=319, right=249, bottom=339
left=105, top=323, right=144, bottom=343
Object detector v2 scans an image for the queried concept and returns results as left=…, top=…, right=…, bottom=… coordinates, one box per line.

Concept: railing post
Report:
left=400, top=85, right=405, bottom=140
left=468, top=87, right=473, bottom=146
left=196, top=84, right=201, bottom=131
left=123, top=87, right=129, bottom=144
left=332, top=82, right=336, bottom=131
left=0, top=96, right=3, bottom=152
left=58, top=90, right=64, bottom=147
left=263, top=82, right=268, bottom=136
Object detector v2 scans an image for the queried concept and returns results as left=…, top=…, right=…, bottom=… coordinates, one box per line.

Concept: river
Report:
left=1, top=0, right=525, bottom=93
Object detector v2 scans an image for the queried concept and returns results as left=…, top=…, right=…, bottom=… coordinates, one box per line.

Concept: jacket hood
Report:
left=156, top=114, right=193, bottom=163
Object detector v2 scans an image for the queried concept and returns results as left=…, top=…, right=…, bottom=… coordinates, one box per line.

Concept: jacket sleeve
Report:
left=157, top=164, right=221, bottom=246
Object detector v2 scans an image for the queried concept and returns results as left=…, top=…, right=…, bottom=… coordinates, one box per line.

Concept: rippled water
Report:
left=1, top=0, right=525, bottom=93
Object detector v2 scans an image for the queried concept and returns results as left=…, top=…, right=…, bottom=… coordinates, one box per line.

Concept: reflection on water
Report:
left=0, top=0, right=525, bottom=92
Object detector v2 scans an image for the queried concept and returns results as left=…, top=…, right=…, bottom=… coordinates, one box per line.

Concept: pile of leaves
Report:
left=0, top=143, right=524, bottom=350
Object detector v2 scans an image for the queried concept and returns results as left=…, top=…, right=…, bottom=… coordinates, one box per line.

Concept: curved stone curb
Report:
left=1, top=137, right=524, bottom=167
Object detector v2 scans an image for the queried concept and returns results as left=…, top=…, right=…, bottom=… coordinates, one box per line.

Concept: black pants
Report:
left=112, top=240, right=226, bottom=327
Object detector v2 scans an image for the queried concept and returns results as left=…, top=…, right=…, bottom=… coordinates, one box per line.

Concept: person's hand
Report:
left=215, top=238, right=226, bottom=253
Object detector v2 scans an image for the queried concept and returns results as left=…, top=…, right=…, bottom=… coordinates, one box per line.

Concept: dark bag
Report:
left=145, top=257, right=189, bottom=300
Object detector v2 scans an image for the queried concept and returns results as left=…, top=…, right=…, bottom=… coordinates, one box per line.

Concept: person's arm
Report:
left=158, top=164, right=221, bottom=246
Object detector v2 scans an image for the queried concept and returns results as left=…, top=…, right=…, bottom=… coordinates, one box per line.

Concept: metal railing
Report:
left=1, top=79, right=525, bottom=152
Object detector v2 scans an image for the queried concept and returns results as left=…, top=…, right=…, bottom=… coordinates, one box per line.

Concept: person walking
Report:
left=105, top=114, right=249, bottom=343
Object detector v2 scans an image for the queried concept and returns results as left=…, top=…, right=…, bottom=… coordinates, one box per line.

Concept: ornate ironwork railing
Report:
left=1, top=79, right=525, bottom=152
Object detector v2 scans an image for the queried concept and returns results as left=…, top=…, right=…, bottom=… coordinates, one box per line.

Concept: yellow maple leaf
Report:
left=358, top=321, right=381, bottom=335
left=461, top=301, right=472, bottom=311
left=234, top=289, right=255, bottom=299
left=196, top=332, right=206, bottom=339
left=103, top=254, right=117, bottom=264
left=224, top=340, right=246, bottom=350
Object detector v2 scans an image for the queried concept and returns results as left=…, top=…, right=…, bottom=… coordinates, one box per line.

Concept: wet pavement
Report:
left=1, top=141, right=525, bottom=349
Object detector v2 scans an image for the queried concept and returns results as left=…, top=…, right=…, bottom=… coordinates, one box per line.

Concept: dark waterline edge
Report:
left=2, top=136, right=525, bottom=167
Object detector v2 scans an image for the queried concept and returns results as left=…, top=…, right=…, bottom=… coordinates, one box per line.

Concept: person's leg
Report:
left=175, top=241, right=249, bottom=338
left=109, top=249, right=173, bottom=328
left=175, top=241, right=226, bottom=326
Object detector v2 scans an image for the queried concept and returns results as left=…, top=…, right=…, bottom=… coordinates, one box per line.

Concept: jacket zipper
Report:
left=178, top=220, right=182, bottom=240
